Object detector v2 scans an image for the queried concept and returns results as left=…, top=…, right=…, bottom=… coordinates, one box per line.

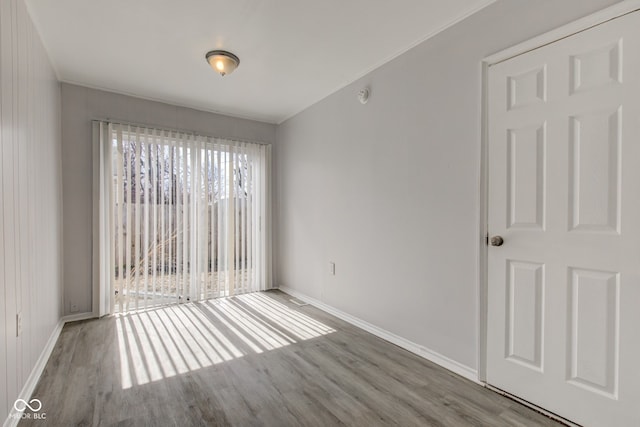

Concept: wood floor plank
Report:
left=19, top=290, right=563, bottom=426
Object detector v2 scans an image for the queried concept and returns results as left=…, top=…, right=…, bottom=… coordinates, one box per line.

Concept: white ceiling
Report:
left=26, top=0, right=495, bottom=124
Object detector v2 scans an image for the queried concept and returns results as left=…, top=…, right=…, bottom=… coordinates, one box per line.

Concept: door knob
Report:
left=490, top=236, right=504, bottom=247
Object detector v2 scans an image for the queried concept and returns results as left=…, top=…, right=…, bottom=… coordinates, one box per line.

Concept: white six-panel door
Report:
left=487, top=11, right=640, bottom=427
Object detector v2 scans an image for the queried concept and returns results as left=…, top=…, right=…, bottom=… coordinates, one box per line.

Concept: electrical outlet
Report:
left=16, top=312, right=22, bottom=337
left=70, top=303, right=79, bottom=313
left=329, top=262, right=336, bottom=276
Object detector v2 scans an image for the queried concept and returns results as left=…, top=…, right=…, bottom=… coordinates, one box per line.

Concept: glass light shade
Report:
left=205, top=50, right=240, bottom=76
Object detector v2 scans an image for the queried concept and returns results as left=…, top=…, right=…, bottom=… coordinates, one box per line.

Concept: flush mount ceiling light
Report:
left=205, top=50, right=240, bottom=76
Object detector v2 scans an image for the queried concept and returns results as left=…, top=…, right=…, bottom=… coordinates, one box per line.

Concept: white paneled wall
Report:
left=0, top=0, right=62, bottom=422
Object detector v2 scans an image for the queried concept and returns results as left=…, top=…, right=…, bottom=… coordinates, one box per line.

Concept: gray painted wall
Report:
left=0, top=0, right=62, bottom=420
left=61, top=83, right=276, bottom=315
left=275, top=0, right=620, bottom=371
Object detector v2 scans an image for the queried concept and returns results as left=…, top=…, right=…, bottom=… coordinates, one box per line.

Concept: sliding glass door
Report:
left=96, top=122, right=271, bottom=313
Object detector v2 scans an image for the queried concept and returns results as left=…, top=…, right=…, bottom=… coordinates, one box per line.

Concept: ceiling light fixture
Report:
left=205, top=50, right=240, bottom=76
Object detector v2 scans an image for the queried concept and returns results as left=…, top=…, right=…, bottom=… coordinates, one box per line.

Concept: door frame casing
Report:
left=478, top=0, right=640, bottom=382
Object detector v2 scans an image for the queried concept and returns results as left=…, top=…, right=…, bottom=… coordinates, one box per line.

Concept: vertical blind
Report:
left=94, top=122, right=272, bottom=314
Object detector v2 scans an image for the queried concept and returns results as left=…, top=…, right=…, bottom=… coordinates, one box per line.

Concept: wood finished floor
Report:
left=21, top=290, right=561, bottom=427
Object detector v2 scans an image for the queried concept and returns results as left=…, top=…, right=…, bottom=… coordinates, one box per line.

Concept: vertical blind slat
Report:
left=133, top=130, right=141, bottom=311
left=125, top=126, right=133, bottom=311
left=160, top=140, right=167, bottom=306
left=181, top=141, right=188, bottom=300
left=216, top=147, right=222, bottom=297
left=142, top=130, right=150, bottom=310
left=175, top=142, right=182, bottom=303
left=247, top=146, right=253, bottom=293
left=167, top=141, right=173, bottom=306
left=116, top=129, right=124, bottom=313
left=151, top=139, right=158, bottom=304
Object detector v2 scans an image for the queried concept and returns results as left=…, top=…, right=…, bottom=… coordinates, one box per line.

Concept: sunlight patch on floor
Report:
left=116, top=293, right=335, bottom=389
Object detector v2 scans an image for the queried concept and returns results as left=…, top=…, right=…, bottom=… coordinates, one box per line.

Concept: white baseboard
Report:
left=3, top=312, right=96, bottom=427
left=279, top=286, right=480, bottom=384
left=4, top=319, right=64, bottom=427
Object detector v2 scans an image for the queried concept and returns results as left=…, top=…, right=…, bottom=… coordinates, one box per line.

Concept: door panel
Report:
left=506, top=260, right=544, bottom=371
left=568, top=268, right=619, bottom=398
left=570, top=41, right=622, bottom=94
left=507, top=124, right=546, bottom=230
left=568, top=108, right=621, bottom=233
left=487, top=10, right=640, bottom=427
